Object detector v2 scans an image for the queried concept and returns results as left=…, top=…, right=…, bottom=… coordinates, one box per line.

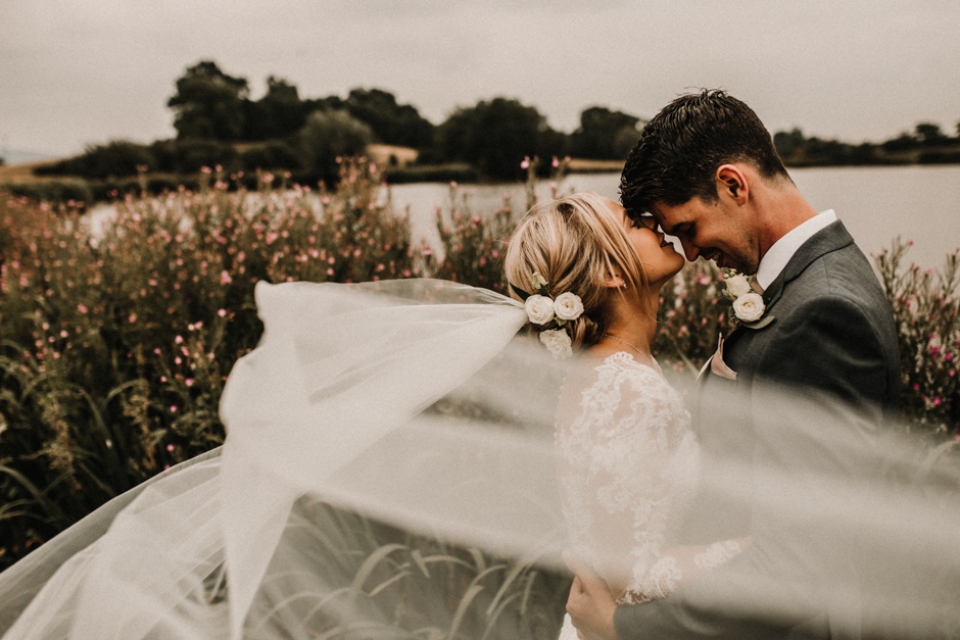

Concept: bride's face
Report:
left=601, top=197, right=685, bottom=286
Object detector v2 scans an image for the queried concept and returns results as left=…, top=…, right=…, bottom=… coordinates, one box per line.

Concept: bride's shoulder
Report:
left=562, top=351, right=668, bottom=399
left=592, top=350, right=664, bottom=380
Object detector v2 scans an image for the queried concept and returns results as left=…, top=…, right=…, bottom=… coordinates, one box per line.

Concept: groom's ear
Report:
left=716, top=164, right=748, bottom=204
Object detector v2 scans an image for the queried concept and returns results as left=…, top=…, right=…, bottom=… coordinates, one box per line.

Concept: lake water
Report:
left=87, top=166, right=959, bottom=269
left=386, top=165, right=960, bottom=268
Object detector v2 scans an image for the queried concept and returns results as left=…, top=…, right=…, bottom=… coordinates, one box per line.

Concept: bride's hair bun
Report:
left=504, top=192, right=647, bottom=351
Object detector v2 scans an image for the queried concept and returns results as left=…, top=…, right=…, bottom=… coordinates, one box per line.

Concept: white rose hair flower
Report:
left=732, top=292, right=765, bottom=323
left=553, top=292, right=584, bottom=322
left=510, top=273, right=585, bottom=356
left=524, top=295, right=556, bottom=325
left=539, top=328, right=573, bottom=359
left=531, top=272, right=549, bottom=292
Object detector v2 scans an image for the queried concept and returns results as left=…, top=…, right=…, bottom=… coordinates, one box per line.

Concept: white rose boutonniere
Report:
left=524, top=294, right=556, bottom=325
left=539, top=328, right=573, bottom=359
left=720, top=269, right=774, bottom=329
left=732, top=292, right=765, bottom=323
left=724, top=273, right=753, bottom=298
left=554, top=292, right=584, bottom=322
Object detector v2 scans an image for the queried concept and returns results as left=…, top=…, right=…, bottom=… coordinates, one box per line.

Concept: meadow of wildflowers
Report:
left=0, top=159, right=423, bottom=568
left=1, top=157, right=957, bottom=636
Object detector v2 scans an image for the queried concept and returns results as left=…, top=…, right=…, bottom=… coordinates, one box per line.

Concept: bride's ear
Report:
left=604, top=273, right=625, bottom=289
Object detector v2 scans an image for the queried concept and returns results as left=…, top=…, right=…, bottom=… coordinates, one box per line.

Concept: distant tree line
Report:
left=34, top=60, right=645, bottom=186
left=32, top=60, right=960, bottom=191
left=774, top=122, right=960, bottom=167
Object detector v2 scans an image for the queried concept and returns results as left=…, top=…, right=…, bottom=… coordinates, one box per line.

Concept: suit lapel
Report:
left=720, top=221, right=856, bottom=376
left=761, top=275, right=785, bottom=310
left=781, top=221, right=853, bottom=286
left=762, top=220, right=855, bottom=311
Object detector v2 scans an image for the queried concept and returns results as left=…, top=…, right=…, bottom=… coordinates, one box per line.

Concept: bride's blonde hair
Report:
left=503, top=192, right=648, bottom=350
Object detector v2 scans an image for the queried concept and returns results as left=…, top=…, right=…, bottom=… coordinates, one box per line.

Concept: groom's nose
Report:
left=680, top=240, right=700, bottom=261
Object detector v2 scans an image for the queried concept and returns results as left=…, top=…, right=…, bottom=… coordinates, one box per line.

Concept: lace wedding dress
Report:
left=555, top=352, right=742, bottom=640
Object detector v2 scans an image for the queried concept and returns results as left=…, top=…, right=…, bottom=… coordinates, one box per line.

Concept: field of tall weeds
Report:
left=1, top=158, right=957, bottom=636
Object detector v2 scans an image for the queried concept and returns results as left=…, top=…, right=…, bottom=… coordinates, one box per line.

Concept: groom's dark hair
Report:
left=619, top=89, right=790, bottom=217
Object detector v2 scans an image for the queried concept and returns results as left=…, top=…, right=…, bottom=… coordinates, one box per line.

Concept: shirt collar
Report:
left=755, top=210, right=837, bottom=290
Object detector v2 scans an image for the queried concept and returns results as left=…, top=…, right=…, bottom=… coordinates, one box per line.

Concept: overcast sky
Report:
left=2, top=0, right=958, bottom=158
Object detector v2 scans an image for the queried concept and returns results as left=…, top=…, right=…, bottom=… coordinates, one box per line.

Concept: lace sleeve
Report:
left=556, top=353, right=699, bottom=589
left=618, top=539, right=746, bottom=605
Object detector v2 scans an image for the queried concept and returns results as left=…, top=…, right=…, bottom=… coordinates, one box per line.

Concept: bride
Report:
left=503, top=193, right=748, bottom=639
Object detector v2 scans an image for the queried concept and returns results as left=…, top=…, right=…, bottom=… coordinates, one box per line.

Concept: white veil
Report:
left=1, top=279, right=959, bottom=639
left=0, top=280, right=568, bottom=639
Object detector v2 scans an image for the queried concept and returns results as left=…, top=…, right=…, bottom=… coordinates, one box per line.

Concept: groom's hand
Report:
left=563, top=551, right=619, bottom=640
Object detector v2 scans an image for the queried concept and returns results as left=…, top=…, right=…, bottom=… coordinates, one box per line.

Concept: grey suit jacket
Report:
left=614, top=220, right=900, bottom=640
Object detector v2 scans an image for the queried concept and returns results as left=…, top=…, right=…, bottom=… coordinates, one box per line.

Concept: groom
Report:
left=565, top=90, right=900, bottom=639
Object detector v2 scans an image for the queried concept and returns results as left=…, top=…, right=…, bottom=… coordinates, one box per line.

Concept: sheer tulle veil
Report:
left=1, top=279, right=958, bottom=638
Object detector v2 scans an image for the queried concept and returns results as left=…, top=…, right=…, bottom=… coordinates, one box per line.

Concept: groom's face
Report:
left=652, top=197, right=760, bottom=274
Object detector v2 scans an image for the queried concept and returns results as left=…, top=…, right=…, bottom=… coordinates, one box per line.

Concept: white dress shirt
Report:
left=755, top=210, right=837, bottom=291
